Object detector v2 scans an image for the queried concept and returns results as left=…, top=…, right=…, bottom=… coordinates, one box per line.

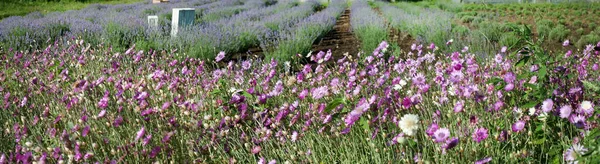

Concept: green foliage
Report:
left=499, top=32, right=520, bottom=47
left=354, top=25, right=388, bottom=55
left=576, top=28, right=585, bottom=36
left=573, top=20, right=583, bottom=27
left=102, top=21, right=145, bottom=51
left=460, top=15, right=475, bottom=23
left=478, top=21, right=505, bottom=42
left=589, top=22, right=597, bottom=29
left=576, top=34, right=600, bottom=48
left=548, top=25, right=570, bottom=43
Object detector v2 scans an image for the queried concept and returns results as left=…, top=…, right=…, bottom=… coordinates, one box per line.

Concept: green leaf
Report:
left=241, top=91, right=254, bottom=100
left=486, top=77, right=503, bottom=84
left=495, top=83, right=506, bottom=90
left=515, top=55, right=530, bottom=67
left=211, top=89, right=222, bottom=95
left=538, top=65, right=547, bottom=79
left=325, top=98, right=345, bottom=113
left=520, top=101, right=538, bottom=109
left=532, top=138, right=546, bottom=144
left=524, top=83, right=537, bottom=89
left=583, top=81, right=600, bottom=92
left=359, top=117, right=370, bottom=132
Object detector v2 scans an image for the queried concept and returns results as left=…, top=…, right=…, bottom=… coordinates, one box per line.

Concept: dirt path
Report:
left=311, top=9, right=359, bottom=60
left=373, top=7, right=416, bottom=53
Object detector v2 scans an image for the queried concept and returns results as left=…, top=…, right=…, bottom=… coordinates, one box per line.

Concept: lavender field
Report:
left=1, top=0, right=600, bottom=163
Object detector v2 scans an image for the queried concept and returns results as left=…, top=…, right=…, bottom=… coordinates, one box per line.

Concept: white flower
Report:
left=398, top=114, right=419, bottom=136
left=399, top=79, right=408, bottom=86
left=528, top=107, right=536, bottom=116
left=580, top=101, right=594, bottom=114
left=393, top=84, right=402, bottom=91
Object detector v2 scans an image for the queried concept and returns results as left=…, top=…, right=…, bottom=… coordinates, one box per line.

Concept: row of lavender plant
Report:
left=178, top=0, right=323, bottom=60
left=264, top=0, right=346, bottom=62
left=197, top=0, right=266, bottom=23
left=376, top=2, right=454, bottom=51
left=350, top=0, right=388, bottom=55
left=378, top=2, right=503, bottom=55
left=1, top=34, right=599, bottom=163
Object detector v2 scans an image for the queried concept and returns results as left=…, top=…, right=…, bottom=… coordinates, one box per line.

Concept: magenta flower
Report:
left=560, top=105, right=572, bottom=118
left=97, top=91, right=109, bottom=109
left=215, top=51, right=225, bottom=62
left=299, top=89, right=308, bottom=100
left=471, top=128, right=488, bottom=143
left=162, top=131, right=174, bottom=143
left=97, top=110, right=106, bottom=119
left=434, top=128, right=450, bottom=143
left=252, top=146, right=261, bottom=154
left=135, top=127, right=146, bottom=141
left=512, top=120, right=525, bottom=132
left=402, top=97, right=411, bottom=109
left=143, top=134, right=152, bottom=146
left=113, top=116, right=123, bottom=127
left=345, top=99, right=369, bottom=127
left=493, top=101, right=504, bottom=111
left=82, top=126, right=90, bottom=137
left=426, top=123, right=439, bottom=137
left=504, top=83, right=514, bottom=91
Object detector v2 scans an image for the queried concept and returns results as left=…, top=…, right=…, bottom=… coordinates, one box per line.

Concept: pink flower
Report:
left=215, top=51, right=225, bottom=62
left=563, top=40, right=570, bottom=47
left=471, top=128, right=488, bottom=143
left=541, top=99, right=553, bottom=113
left=426, top=123, right=439, bottom=137
left=434, top=128, right=450, bottom=143
left=512, top=120, right=525, bottom=132
left=135, top=127, right=146, bottom=141
left=560, top=105, right=572, bottom=118
left=454, top=100, right=464, bottom=113
left=252, top=146, right=261, bottom=154
left=97, top=110, right=106, bottom=118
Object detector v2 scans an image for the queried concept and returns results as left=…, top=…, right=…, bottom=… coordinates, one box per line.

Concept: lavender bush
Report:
left=350, top=0, right=387, bottom=55
left=266, top=0, right=346, bottom=62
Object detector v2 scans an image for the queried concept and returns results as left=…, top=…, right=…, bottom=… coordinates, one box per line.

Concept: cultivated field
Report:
left=1, top=0, right=600, bottom=163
